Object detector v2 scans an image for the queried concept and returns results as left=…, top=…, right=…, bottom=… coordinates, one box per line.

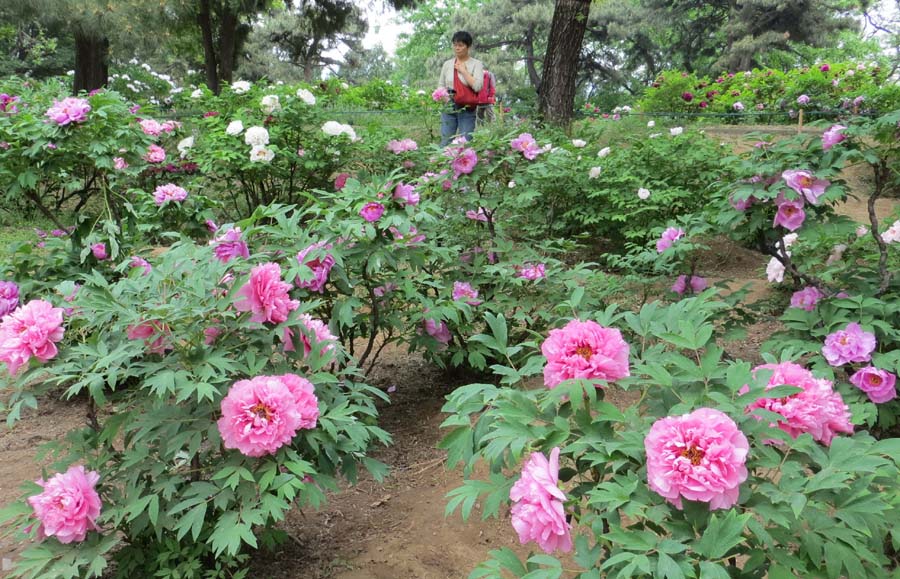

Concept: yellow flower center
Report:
left=681, top=445, right=704, bottom=466
left=250, top=403, right=272, bottom=421
left=574, top=345, right=593, bottom=360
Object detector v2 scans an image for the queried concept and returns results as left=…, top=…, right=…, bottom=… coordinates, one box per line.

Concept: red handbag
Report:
left=453, top=65, right=479, bottom=107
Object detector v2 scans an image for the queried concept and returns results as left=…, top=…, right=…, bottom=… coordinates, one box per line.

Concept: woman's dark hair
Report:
left=451, top=31, right=473, bottom=47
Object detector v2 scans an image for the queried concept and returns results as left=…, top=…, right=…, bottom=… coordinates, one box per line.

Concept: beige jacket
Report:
left=438, top=57, right=484, bottom=93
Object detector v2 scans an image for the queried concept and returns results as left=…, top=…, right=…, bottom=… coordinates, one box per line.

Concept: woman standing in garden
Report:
left=438, top=30, right=484, bottom=146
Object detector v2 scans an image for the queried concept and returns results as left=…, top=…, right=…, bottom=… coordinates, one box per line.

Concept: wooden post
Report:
left=797, top=108, right=804, bottom=132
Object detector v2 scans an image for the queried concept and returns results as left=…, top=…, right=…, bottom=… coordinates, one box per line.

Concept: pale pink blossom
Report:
left=45, top=97, right=91, bottom=125
left=295, top=241, right=335, bottom=293
left=126, top=320, right=171, bottom=355
left=645, top=408, right=748, bottom=510
left=637, top=187, right=651, bottom=200
left=743, top=362, right=853, bottom=445
left=234, top=263, right=299, bottom=324
left=139, top=118, right=163, bottom=136
left=360, top=202, right=385, bottom=222
left=210, top=227, right=250, bottom=263
left=27, top=465, right=101, bottom=544
left=0, top=281, right=19, bottom=317
left=465, top=208, right=488, bottom=222
left=387, top=138, right=418, bottom=154
left=432, top=87, right=449, bottom=102
left=766, top=257, right=785, bottom=283
left=541, top=319, right=630, bottom=389
left=283, top=314, right=337, bottom=358
left=144, top=144, right=166, bottom=164
left=153, top=183, right=187, bottom=206
left=452, top=281, right=481, bottom=306
left=217, top=375, right=316, bottom=457
left=656, top=227, right=685, bottom=253
left=423, top=317, right=451, bottom=345
left=822, top=125, right=847, bottom=150
left=113, top=157, right=128, bottom=170
left=511, top=133, right=541, bottom=160
left=452, top=148, right=478, bottom=177
left=849, top=367, right=897, bottom=404
left=822, top=322, right=876, bottom=366
left=392, top=183, right=419, bottom=206
left=277, top=374, right=319, bottom=429
left=517, top=263, right=546, bottom=281
left=782, top=170, right=829, bottom=205
left=509, top=447, right=573, bottom=553
left=0, top=300, right=65, bottom=374
left=882, top=220, right=900, bottom=244
left=129, top=256, right=152, bottom=276
left=204, top=326, right=222, bottom=345
left=389, top=225, right=425, bottom=245
left=825, top=243, right=847, bottom=265
left=789, top=286, right=824, bottom=311
left=334, top=173, right=350, bottom=191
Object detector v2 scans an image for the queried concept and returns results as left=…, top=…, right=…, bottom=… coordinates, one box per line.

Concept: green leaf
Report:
left=657, top=552, right=684, bottom=579
left=698, top=561, right=731, bottom=579
left=694, top=510, right=750, bottom=559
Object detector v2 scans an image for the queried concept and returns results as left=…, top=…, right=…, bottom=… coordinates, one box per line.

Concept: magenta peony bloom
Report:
left=126, top=320, right=171, bottom=355
left=849, top=367, right=897, bottom=404
left=153, top=183, right=188, bottom=206
left=217, top=375, right=316, bottom=457
left=359, top=202, right=385, bottom=222
left=656, top=227, right=685, bottom=253
left=423, top=317, right=451, bottom=345
left=782, top=170, right=829, bottom=205
left=144, top=144, right=166, bottom=164
left=773, top=198, right=806, bottom=231
left=295, top=241, right=335, bottom=293
left=452, top=281, right=482, bottom=306
left=509, top=447, right=573, bottom=554
left=789, top=286, right=824, bottom=311
left=743, top=362, right=853, bottom=445
left=671, top=275, right=707, bottom=295
left=822, top=125, right=847, bottom=150
left=0, top=280, right=19, bottom=317
left=204, top=325, right=222, bottom=345
left=518, top=263, right=546, bottom=281
left=45, top=97, right=91, bottom=126
left=0, top=299, right=65, bottom=375
left=822, top=322, right=877, bottom=366
left=392, top=183, right=419, bottom=206
left=91, top=243, right=108, bottom=261
left=0, top=93, right=19, bottom=114
left=432, top=87, right=449, bottom=102
left=389, top=225, right=425, bottom=245
left=820, top=63, right=830, bottom=72
left=541, top=319, right=630, bottom=389
left=452, top=148, right=478, bottom=177
left=210, top=227, right=250, bottom=263
left=27, top=465, right=101, bottom=544
left=334, top=172, right=350, bottom=191
left=283, top=314, right=337, bottom=358
left=234, top=263, right=299, bottom=324
left=129, top=256, right=152, bottom=276
left=681, top=92, right=694, bottom=102
left=645, top=408, right=748, bottom=510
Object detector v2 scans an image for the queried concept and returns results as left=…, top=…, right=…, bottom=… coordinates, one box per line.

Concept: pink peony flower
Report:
left=206, top=219, right=219, bottom=233
left=511, top=133, right=541, bottom=160
left=359, top=202, right=385, bottom=222
left=465, top=208, right=488, bottom=222
left=789, top=286, right=824, bottom=311
left=0, top=300, right=65, bottom=375
left=392, top=183, right=420, bottom=206
left=820, top=63, right=830, bottom=72
left=743, top=362, right=853, bottom=445
left=452, top=281, right=481, bottom=306
left=452, top=148, right=478, bottom=177
left=129, top=256, right=152, bottom=276
left=139, top=118, right=163, bottom=136
left=389, top=225, right=425, bottom=245
left=822, top=125, right=847, bottom=150
left=113, top=157, right=128, bottom=170
left=681, top=92, right=694, bottom=102
left=277, top=374, right=320, bottom=429
left=144, top=144, right=166, bottom=164
left=733, top=102, right=745, bottom=111
left=432, top=87, right=449, bottom=102
left=671, top=275, right=707, bottom=295
left=295, top=241, right=335, bottom=293
left=234, top=263, right=299, bottom=324
left=541, top=319, right=630, bottom=389
left=518, top=263, right=546, bottom=281
left=204, top=325, right=222, bottom=345
left=849, top=367, right=897, bottom=404
left=423, top=317, right=451, bottom=345
left=153, top=183, right=188, bottom=206
left=656, top=227, right=685, bottom=253
left=126, top=320, right=171, bottom=355
left=882, top=220, right=900, bottom=244
left=45, top=97, right=91, bottom=126
left=27, top=465, right=101, bottom=544
left=217, top=374, right=316, bottom=457
left=283, top=314, right=337, bottom=358
left=773, top=198, right=806, bottom=231
left=91, top=243, right=108, bottom=261
left=822, top=322, right=877, bottom=366
left=645, top=408, right=748, bottom=510
left=796, top=94, right=810, bottom=105
left=374, top=282, right=398, bottom=298
left=0, top=280, right=19, bottom=317
left=210, top=227, right=250, bottom=263
left=782, top=170, right=829, bottom=205
left=509, top=447, right=573, bottom=554
left=387, top=138, right=418, bottom=154
left=334, top=172, right=350, bottom=191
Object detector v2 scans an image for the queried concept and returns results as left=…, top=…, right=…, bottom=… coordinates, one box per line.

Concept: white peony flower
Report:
left=260, top=94, right=281, bottom=114
left=226, top=120, right=244, bottom=136
left=572, top=139, right=587, bottom=148
left=670, top=126, right=684, bottom=136
left=649, top=133, right=662, bottom=139
left=882, top=220, right=900, bottom=244
left=231, top=80, right=251, bottom=94
left=598, top=146, right=611, bottom=158
left=244, top=126, right=269, bottom=146
left=826, top=243, right=848, bottom=265
left=783, top=233, right=799, bottom=248
left=856, top=225, right=869, bottom=237
left=637, top=188, right=651, bottom=200
left=766, top=257, right=785, bottom=283
left=589, top=166, right=602, bottom=179
left=416, top=89, right=426, bottom=96
left=295, top=88, right=316, bottom=106
left=508, top=181, right=516, bottom=188
left=341, top=82, right=349, bottom=89
left=249, top=145, right=275, bottom=163
left=177, top=136, right=194, bottom=158
left=647, top=120, right=656, bottom=128
left=321, top=121, right=357, bottom=140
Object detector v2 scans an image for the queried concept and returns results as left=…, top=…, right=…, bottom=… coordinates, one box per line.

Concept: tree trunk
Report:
left=218, top=8, right=239, bottom=86
left=198, top=0, right=219, bottom=94
left=73, top=32, right=109, bottom=95
left=538, top=0, right=591, bottom=126
left=524, top=24, right=542, bottom=92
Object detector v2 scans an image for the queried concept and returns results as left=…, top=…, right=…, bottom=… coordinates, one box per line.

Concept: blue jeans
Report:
left=440, top=108, right=477, bottom=146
